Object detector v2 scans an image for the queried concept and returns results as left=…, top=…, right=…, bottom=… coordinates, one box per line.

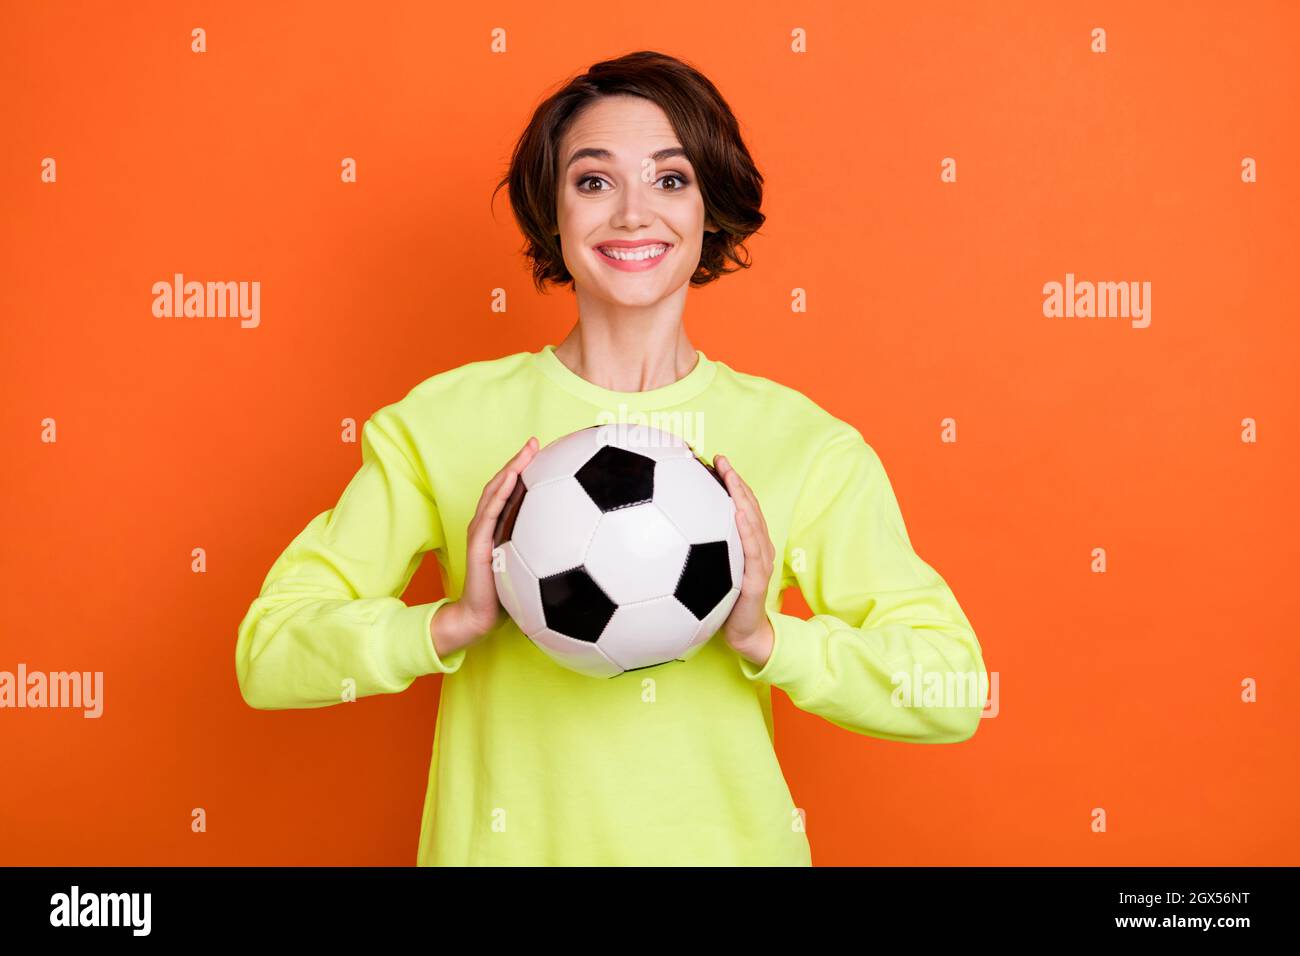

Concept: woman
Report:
left=235, top=50, right=986, bottom=866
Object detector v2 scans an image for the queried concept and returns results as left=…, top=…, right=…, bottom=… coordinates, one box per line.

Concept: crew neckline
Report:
left=532, top=343, right=717, bottom=410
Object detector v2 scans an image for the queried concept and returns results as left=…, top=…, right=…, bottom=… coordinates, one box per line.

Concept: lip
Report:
left=592, top=240, right=674, bottom=273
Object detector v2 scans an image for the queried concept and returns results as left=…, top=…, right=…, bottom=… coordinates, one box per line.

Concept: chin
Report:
left=602, top=285, right=673, bottom=308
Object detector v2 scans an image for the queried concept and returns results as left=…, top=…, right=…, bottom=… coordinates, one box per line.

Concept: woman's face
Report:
left=555, top=94, right=716, bottom=307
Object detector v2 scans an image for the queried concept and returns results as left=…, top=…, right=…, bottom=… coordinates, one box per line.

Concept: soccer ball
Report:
left=491, top=423, right=743, bottom=678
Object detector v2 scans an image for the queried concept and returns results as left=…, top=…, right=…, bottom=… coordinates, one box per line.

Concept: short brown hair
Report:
left=493, top=50, right=766, bottom=293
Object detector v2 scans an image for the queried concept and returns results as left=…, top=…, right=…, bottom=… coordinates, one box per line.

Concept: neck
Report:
left=553, top=305, right=697, bottom=393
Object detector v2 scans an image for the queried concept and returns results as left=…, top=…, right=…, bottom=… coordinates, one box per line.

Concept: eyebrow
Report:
left=565, top=146, right=689, bottom=169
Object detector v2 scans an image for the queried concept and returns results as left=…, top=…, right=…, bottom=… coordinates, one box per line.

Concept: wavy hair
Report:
left=492, top=50, right=766, bottom=293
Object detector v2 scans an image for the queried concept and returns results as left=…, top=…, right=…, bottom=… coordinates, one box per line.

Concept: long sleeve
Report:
left=235, top=406, right=467, bottom=710
left=738, top=425, right=987, bottom=744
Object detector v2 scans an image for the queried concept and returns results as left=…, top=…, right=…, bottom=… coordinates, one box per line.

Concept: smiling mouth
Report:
left=595, top=243, right=671, bottom=262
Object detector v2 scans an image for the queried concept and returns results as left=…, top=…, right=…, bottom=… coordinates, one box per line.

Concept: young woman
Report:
left=235, top=50, right=987, bottom=866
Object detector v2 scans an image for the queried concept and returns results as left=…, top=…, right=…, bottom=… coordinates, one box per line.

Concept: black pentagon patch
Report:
left=674, top=540, right=733, bottom=619
left=493, top=478, right=527, bottom=548
left=575, top=445, right=656, bottom=512
left=539, top=567, right=617, bottom=643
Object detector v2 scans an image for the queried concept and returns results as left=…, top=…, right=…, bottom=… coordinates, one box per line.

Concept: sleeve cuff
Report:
left=736, top=606, right=826, bottom=700
left=393, top=599, right=468, bottom=679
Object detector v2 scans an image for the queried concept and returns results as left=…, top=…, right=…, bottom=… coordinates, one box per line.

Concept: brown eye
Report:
left=577, top=175, right=608, bottom=192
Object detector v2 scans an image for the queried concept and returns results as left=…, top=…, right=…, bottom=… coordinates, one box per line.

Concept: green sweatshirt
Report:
left=235, top=344, right=987, bottom=865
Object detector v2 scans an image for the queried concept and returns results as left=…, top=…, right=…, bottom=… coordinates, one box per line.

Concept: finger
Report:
left=715, top=455, right=762, bottom=540
left=736, top=507, right=759, bottom=558
left=717, top=456, right=746, bottom=501
left=488, top=437, right=539, bottom=492
left=731, top=480, right=758, bottom=531
left=479, top=465, right=520, bottom=528
left=735, top=509, right=773, bottom=588
left=731, top=480, right=774, bottom=569
left=470, top=473, right=507, bottom=530
left=716, top=454, right=753, bottom=505
left=475, top=457, right=532, bottom=547
left=734, top=509, right=757, bottom=584
left=733, top=472, right=772, bottom=544
left=751, top=493, right=772, bottom=547
left=724, top=465, right=770, bottom=543
left=473, top=438, right=538, bottom=522
left=737, top=506, right=769, bottom=571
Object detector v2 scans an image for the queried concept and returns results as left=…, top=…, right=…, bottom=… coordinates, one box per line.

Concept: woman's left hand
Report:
left=712, top=453, right=776, bottom=668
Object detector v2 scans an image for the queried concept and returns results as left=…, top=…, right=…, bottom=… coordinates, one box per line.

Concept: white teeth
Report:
left=598, top=244, right=667, bottom=261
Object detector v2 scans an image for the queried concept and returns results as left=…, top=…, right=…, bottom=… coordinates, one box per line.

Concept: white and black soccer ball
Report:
left=492, top=423, right=743, bottom=678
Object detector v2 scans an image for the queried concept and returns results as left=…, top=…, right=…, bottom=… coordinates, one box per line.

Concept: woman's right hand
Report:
left=430, top=436, right=540, bottom=658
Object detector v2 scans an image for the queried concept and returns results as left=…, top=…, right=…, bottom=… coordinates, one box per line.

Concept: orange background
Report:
left=2, top=0, right=1297, bottom=865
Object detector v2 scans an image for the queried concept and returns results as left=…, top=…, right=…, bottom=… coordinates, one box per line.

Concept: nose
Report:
left=610, top=174, right=654, bottom=229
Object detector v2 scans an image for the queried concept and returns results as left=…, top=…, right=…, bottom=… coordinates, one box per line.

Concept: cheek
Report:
left=677, top=207, right=709, bottom=252
left=554, top=193, right=579, bottom=234
left=679, top=229, right=707, bottom=269
left=556, top=202, right=598, bottom=257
